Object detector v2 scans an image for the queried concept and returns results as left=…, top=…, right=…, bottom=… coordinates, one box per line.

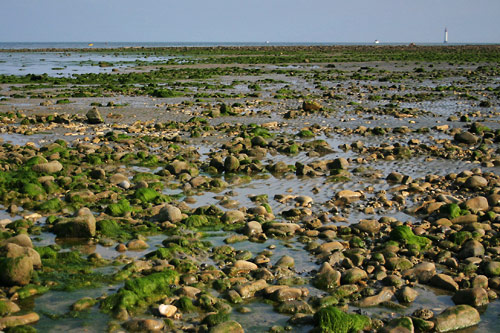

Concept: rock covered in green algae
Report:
left=133, top=187, right=159, bottom=203
left=100, top=270, right=179, bottom=316
left=71, top=297, right=98, bottom=311
left=389, top=225, right=431, bottom=250
left=106, top=199, right=132, bottom=217
left=314, top=306, right=371, bottom=333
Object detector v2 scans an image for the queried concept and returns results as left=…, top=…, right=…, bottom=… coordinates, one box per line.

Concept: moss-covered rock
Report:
left=101, top=270, right=179, bottom=316
left=313, top=306, right=371, bottom=333
left=21, top=183, right=45, bottom=198
left=203, top=312, right=230, bottom=327
left=440, top=203, right=461, bottom=219
left=390, top=225, right=431, bottom=250
left=36, top=198, right=62, bottom=213
left=106, top=199, right=132, bottom=217
left=133, top=188, right=159, bottom=204
left=183, top=214, right=209, bottom=228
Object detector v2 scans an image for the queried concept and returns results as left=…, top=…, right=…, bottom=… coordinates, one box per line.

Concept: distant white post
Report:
left=444, top=27, right=448, bottom=44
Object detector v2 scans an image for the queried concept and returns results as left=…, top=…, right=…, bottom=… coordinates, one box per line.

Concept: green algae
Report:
left=0, top=300, right=12, bottom=316
left=440, top=203, right=461, bottom=219
left=25, top=156, right=48, bottom=166
left=450, top=231, right=473, bottom=246
left=203, top=311, right=230, bottom=327
left=37, top=197, right=62, bottom=212
left=96, top=219, right=132, bottom=242
left=35, top=248, right=110, bottom=292
left=22, top=183, right=45, bottom=198
left=314, top=306, right=371, bottom=333
left=183, top=214, right=209, bottom=228
left=389, top=225, right=431, bottom=250
left=16, top=284, right=49, bottom=299
left=106, top=199, right=132, bottom=217
left=4, top=326, right=37, bottom=333
left=175, top=296, right=198, bottom=313
left=101, top=270, right=179, bottom=315
left=133, top=187, right=159, bottom=203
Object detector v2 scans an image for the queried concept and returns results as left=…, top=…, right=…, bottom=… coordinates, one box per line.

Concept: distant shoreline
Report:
left=0, top=44, right=499, bottom=53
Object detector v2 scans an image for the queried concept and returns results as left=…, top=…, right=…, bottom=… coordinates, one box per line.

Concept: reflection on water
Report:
left=0, top=52, right=178, bottom=77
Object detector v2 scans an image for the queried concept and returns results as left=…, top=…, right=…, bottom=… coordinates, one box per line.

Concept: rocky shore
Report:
left=0, top=46, right=499, bottom=332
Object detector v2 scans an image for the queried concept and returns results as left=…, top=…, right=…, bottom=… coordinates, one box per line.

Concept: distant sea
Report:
left=0, top=41, right=468, bottom=50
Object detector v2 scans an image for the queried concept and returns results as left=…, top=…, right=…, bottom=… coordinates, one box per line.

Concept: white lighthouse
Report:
left=444, top=27, right=448, bottom=44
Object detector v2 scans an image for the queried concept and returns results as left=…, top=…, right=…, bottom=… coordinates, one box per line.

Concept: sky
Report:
left=1, top=0, right=499, bottom=44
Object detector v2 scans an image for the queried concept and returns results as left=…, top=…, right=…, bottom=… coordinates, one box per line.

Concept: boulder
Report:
left=454, top=131, right=478, bottom=144
left=331, top=158, right=349, bottom=170
left=354, top=219, right=381, bottom=234
left=272, top=287, right=304, bottom=302
left=53, top=208, right=96, bottom=238
left=123, top=318, right=164, bottom=332
left=341, top=267, right=368, bottom=284
left=464, top=176, right=488, bottom=189
left=430, top=274, right=459, bottom=291
left=235, top=279, right=268, bottom=298
left=357, top=287, right=394, bottom=307
left=224, top=156, right=240, bottom=173
left=433, top=305, right=480, bottom=332
left=483, top=261, right=500, bottom=277
left=1, top=243, right=41, bottom=268
left=32, top=161, right=63, bottom=173
left=209, top=320, right=244, bottom=333
left=458, top=240, right=485, bottom=259
left=126, top=239, right=149, bottom=250
left=403, top=262, right=436, bottom=283
left=303, top=100, right=322, bottom=112
left=275, top=255, right=295, bottom=268
left=158, top=205, right=182, bottom=223
left=86, top=107, right=104, bottom=124
left=222, top=210, right=245, bottom=224
left=0, top=234, right=33, bottom=248
left=0, top=312, right=40, bottom=330
left=452, top=287, right=489, bottom=307
left=336, top=190, right=363, bottom=202
left=396, top=286, right=419, bottom=303
left=243, top=221, right=263, bottom=236
left=313, top=262, right=341, bottom=290
left=233, top=260, right=258, bottom=272
left=380, top=317, right=414, bottom=333
left=464, top=196, right=489, bottom=211
left=0, top=255, right=33, bottom=286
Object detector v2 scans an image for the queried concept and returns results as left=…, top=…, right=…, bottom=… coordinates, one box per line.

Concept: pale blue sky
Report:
left=2, top=0, right=499, bottom=43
